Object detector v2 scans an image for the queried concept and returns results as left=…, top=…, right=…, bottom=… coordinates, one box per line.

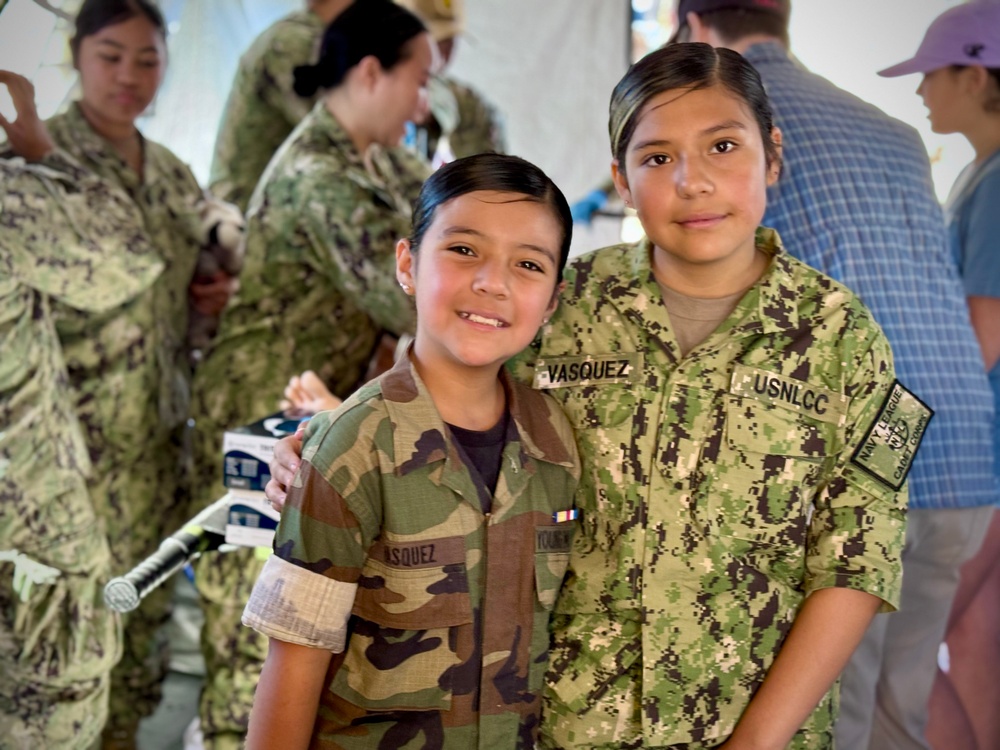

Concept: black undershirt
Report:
left=447, top=410, right=509, bottom=513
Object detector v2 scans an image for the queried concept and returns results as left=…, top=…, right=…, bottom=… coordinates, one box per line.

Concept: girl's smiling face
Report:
left=612, top=84, right=781, bottom=283
left=397, top=190, right=562, bottom=376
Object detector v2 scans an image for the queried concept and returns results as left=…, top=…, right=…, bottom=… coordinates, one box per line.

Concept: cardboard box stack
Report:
left=221, top=411, right=308, bottom=547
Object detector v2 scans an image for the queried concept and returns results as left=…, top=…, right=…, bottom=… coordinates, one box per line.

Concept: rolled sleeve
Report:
left=806, top=329, right=909, bottom=612
left=243, top=554, right=357, bottom=652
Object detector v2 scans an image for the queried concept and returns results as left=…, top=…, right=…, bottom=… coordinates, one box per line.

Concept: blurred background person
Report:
left=880, top=4, right=1000, bottom=748
left=2, top=1, right=240, bottom=746
left=398, top=0, right=506, bottom=164
left=188, top=3, right=432, bottom=747
left=208, top=0, right=353, bottom=212
left=0, top=69, right=162, bottom=750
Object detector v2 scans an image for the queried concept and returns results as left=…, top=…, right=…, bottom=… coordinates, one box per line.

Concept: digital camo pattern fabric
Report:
left=444, top=76, right=506, bottom=159
left=192, top=102, right=427, bottom=748
left=516, top=228, right=911, bottom=750
left=192, top=101, right=426, bottom=510
left=208, top=10, right=321, bottom=211
left=421, top=75, right=507, bottom=161
left=44, top=102, right=206, bottom=729
left=0, top=153, right=162, bottom=749
left=243, top=354, right=580, bottom=749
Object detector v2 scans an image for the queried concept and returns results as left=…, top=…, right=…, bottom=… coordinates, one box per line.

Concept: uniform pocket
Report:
left=2, top=521, right=120, bottom=687
left=534, top=521, right=575, bottom=610
left=696, top=396, right=840, bottom=554
left=560, top=383, right=636, bottom=431
left=331, top=536, right=473, bottom=711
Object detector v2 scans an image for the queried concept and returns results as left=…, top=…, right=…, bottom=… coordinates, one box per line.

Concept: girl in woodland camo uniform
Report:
left=243, top=153, right=580, bottom=750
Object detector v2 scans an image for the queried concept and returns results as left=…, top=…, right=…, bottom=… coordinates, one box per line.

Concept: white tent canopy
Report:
left=0, top=0, right=974, bottom=225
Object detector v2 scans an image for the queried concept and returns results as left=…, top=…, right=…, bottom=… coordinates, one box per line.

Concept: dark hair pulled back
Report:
left=609, top=42, right=779, bottom=172
left=70, top=0, right=166, bottom=61
left=952, top=65, right=1000, bottom=114
left=293, top=0, right=426, bottom=98
left=409, top=153, right=574, bottom=282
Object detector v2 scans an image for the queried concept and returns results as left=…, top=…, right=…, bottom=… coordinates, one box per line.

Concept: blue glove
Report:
left=570, top=188, right=610, bottom=225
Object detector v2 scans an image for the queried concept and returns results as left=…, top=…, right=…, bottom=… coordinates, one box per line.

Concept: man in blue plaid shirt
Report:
left=676, top=2, right=997, bottom=749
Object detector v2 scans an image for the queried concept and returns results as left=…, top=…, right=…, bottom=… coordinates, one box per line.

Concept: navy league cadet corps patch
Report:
left=851, top=380, right=934, bottom=491
left=532, top=353, right=642, bottom=390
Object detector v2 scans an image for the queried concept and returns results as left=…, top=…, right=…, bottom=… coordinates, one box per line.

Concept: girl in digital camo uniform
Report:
left=530, top=43, right=923, bottom=750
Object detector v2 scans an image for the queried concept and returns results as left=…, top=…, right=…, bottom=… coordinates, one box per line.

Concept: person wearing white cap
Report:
left=880, top=4, right=1000, bottom=748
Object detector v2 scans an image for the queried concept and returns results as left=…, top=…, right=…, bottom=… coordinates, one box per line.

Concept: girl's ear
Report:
left=766, top=126, right=784, bottom=186
left=611, top=160, right=633, bottom=207
left=396, top=238, right=416, bottom=294
left=543, top=280, right=565, bottom=324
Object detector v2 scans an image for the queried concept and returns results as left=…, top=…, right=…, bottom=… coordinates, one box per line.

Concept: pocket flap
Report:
left=353, top=536, right=473, bottom=629
left=726, top=396, right=841, bottom=458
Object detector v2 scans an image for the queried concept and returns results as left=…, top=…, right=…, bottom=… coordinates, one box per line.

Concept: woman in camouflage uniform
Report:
left=0, top=71, right=162, bottom=750
left=4, top=2, right=238, bottom=745
left=189, top=2, right=433, bottom=746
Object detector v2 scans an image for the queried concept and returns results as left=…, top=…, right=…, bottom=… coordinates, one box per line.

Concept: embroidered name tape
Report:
left=536, top=525, right=574, bottom=553
left=851, top=380, right=934, bottom=491
left=370, top=536, right=464, bottom=570
left=533, top=353, right=641, bottom=390
left=730, top=364, right=849, bottom=426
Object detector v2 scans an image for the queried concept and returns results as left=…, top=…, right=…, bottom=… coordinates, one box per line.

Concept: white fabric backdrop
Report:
left=448, top=0, right=631, bottom=255
left=0, top=0, right=631, bottom=254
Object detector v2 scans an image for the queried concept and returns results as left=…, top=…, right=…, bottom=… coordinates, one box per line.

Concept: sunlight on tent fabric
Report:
left=0, top=0, right=977, bottom=206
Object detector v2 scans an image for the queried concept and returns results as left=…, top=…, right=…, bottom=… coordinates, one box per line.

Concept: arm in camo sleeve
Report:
left=721, top=304, right=913, bottom=749
left=0, top=154, right=162, bottom=749
left=209, top=10, right=323, bottom=210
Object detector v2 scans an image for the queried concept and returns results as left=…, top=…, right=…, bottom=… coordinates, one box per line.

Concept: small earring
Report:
left=399, top=282, right=412, bottom=294
left=542, top=317, right=550, bottom=324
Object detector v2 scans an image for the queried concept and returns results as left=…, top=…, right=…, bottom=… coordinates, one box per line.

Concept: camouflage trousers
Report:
left=0, top=520, right=121, bottom=750
left=88, top=438, right=189, bottom=735
left=195, top=546, right=269, bottom=750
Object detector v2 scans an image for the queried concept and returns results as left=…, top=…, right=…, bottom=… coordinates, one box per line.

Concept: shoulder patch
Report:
left=532, top=353, right=642, bottom=390
left=851, top=380, right=934, bottom=491
left=730, top=364, right=849, bottom=426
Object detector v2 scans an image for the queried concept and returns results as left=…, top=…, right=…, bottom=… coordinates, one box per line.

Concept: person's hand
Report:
left=0, top=70, right=55, bottom=161
left=189, top=271, right=238, bottom=316
left=264, top=429, right=305, bottom=512
left=199, top=197, right=245, bottom=274
left=279, top=370, right=341, bottom=415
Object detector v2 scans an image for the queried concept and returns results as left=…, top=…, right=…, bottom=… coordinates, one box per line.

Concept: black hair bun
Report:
left=292, top=64, right=323, bottom=98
